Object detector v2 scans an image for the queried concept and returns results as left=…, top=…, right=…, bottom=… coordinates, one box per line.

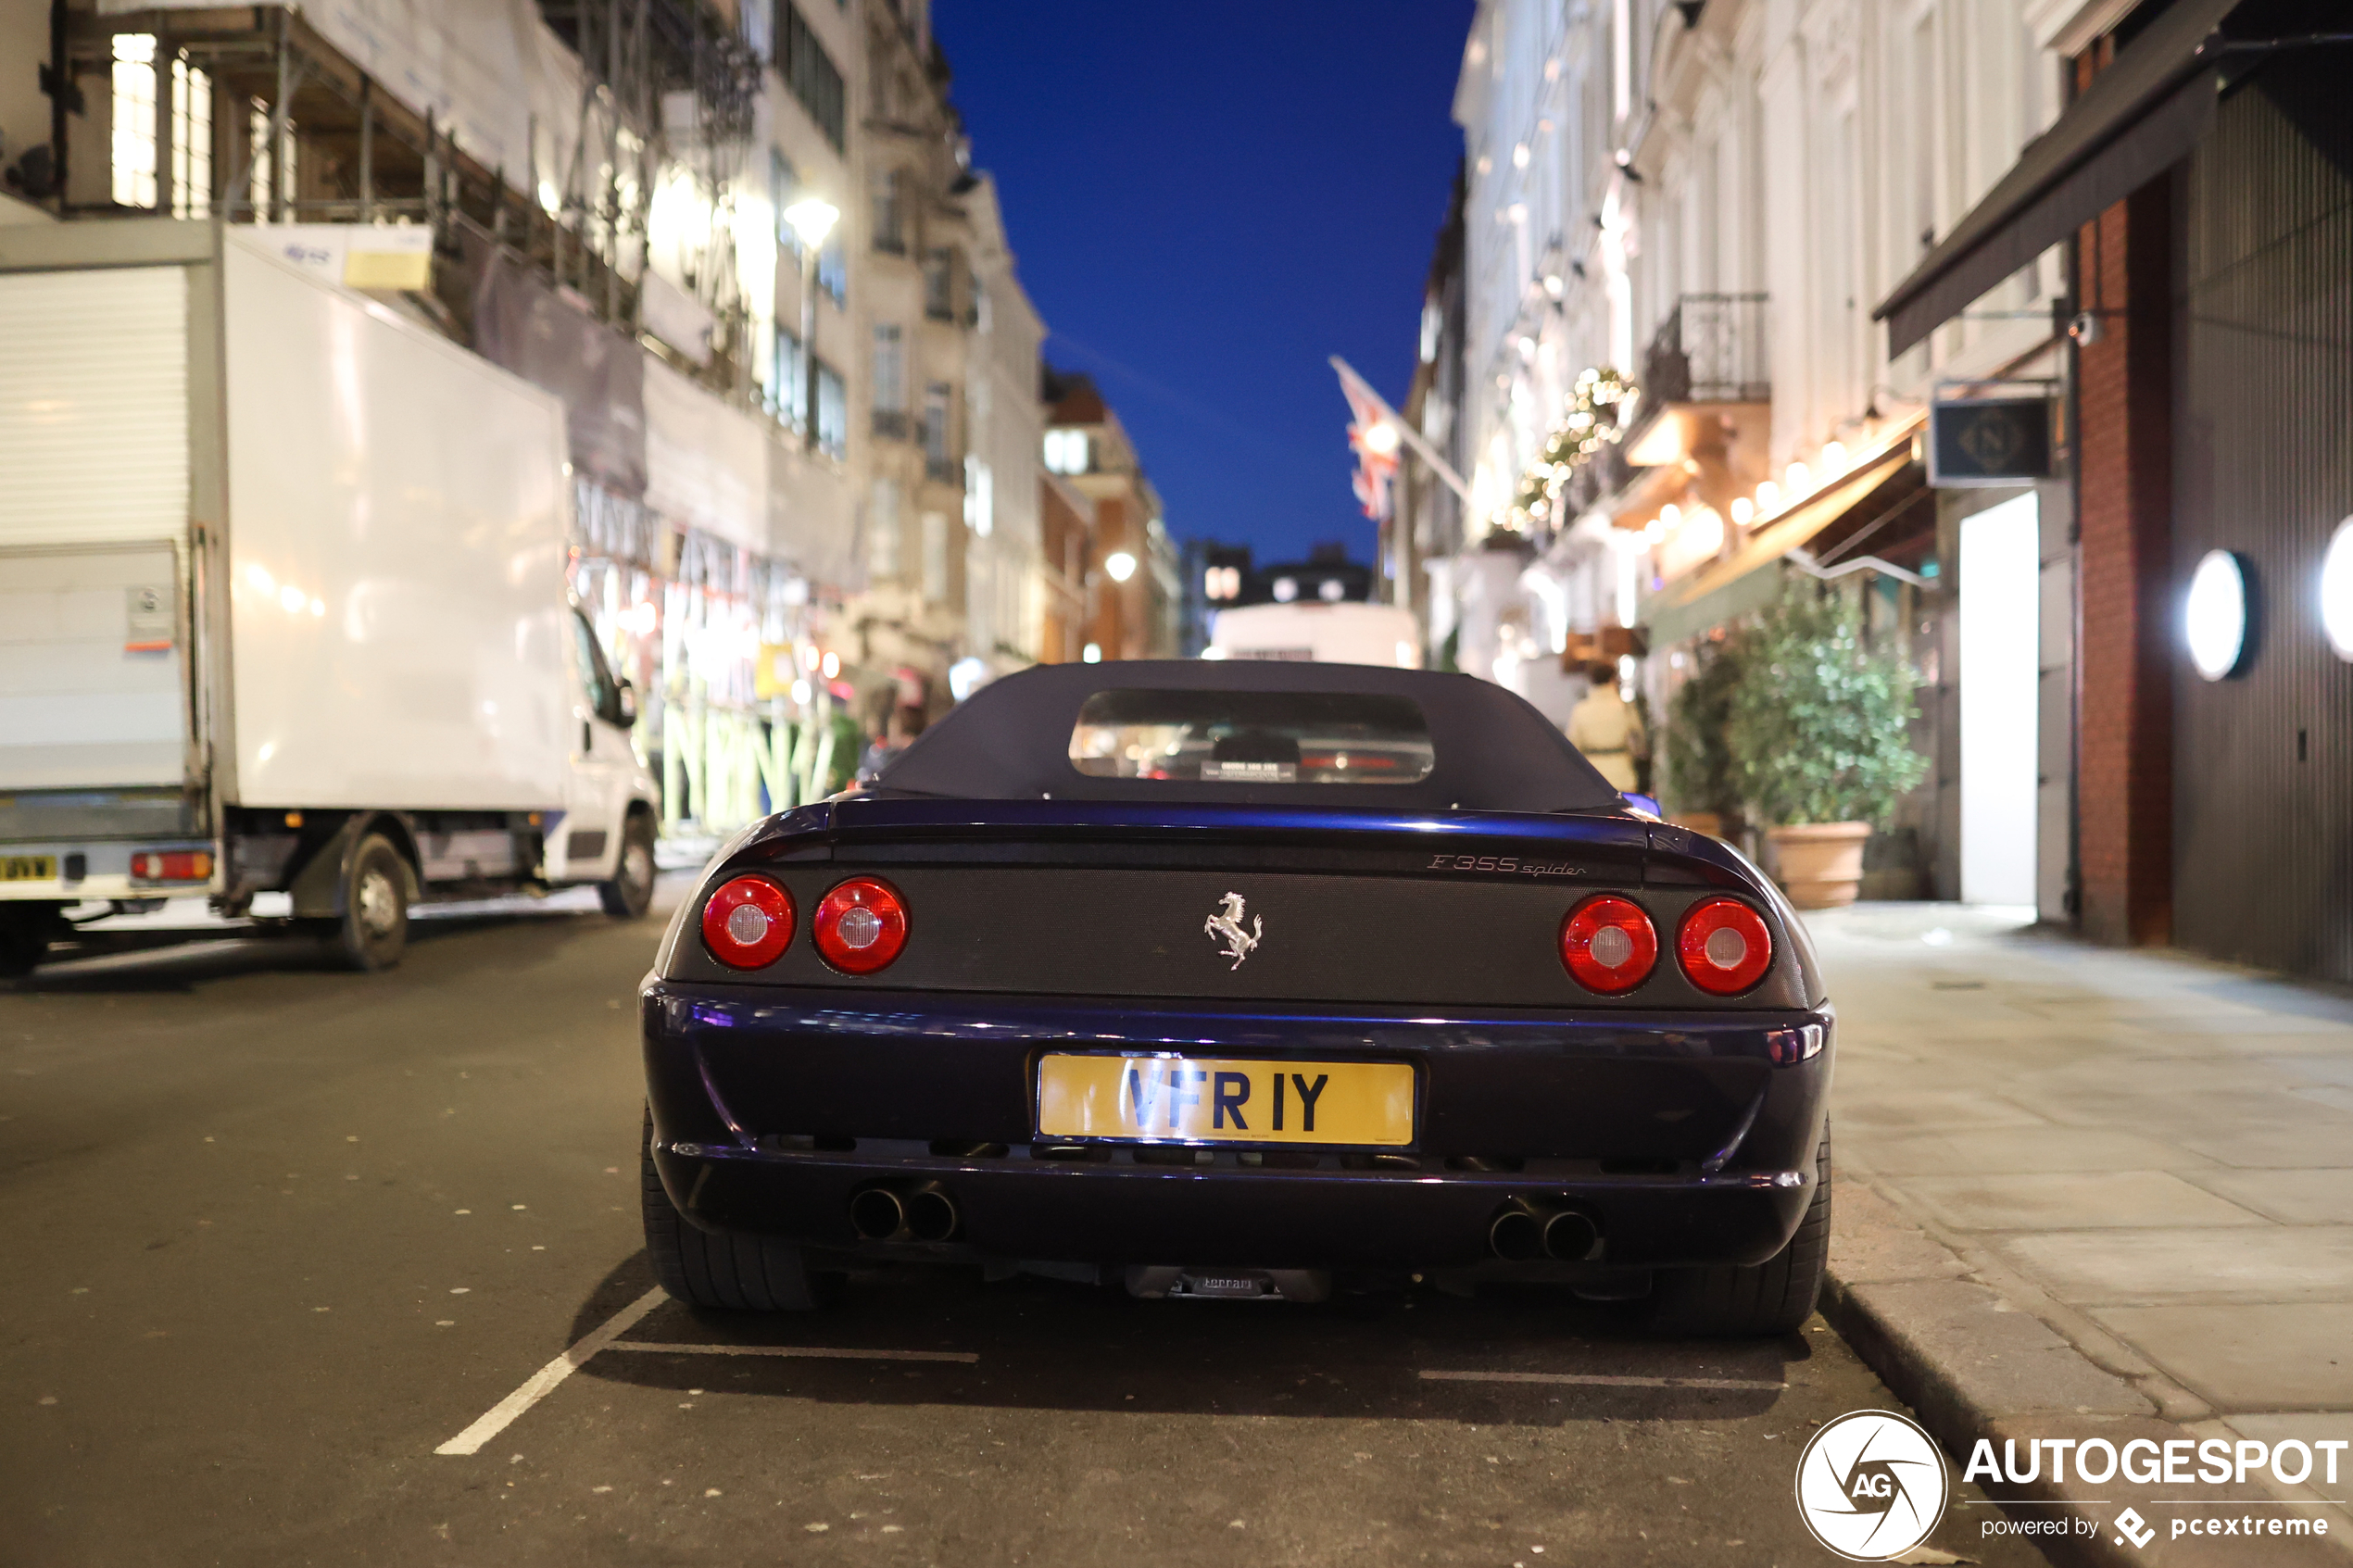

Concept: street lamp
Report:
left=1104, top=550, right=1137, bottom=583
left=782, top=196, right=839, bottom=454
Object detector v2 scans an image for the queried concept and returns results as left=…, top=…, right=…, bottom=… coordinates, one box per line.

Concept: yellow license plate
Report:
left=1, top=855, right=57, bottom=882
left=1036, top=1055, right=1416, bottom=1148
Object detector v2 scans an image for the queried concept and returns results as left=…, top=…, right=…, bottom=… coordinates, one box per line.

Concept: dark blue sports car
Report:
left=639, top=660, right=1832, bottom=1334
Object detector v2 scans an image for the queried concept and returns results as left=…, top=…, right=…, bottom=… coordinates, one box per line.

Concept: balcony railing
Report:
left=1642, top=294, right=1769, bottom=405
left=872, top=409, right=909, bottom=440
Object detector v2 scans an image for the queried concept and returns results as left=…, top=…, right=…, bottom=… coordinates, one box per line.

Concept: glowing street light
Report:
left=1104, top=550, right=1138, bottom=583
left=782, top=196, right=839, bottom=250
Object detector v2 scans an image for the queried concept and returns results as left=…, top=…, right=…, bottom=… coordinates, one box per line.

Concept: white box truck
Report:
left=0, top=220, right=658, bottom=974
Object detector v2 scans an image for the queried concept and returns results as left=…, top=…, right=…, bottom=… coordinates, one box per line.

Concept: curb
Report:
left=1818, top=1172, right=2351, bottom=1567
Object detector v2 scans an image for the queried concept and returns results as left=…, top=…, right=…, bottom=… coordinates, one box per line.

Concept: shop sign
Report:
left=1929, top=395, right=2054, bottom=487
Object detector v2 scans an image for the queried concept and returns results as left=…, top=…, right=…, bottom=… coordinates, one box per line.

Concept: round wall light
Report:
left=2184, top=548, right=2250, bottom=681
left=2322, top=515, right=2353, bottom=662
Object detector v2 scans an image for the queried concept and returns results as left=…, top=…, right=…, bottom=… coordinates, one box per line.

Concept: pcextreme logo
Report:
left=1794, top=1410, right=1953, bottom=1562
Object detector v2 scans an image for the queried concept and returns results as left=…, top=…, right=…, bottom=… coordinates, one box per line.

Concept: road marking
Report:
left=1418, top=1370, right=1786, bottom=1391
left=604, top=1342, right=980, bottom=1364
left=434, top=1286, right=665, bottom=1456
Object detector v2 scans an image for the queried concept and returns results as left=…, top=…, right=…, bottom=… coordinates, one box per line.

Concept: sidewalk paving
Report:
left=1811, top=902, right=2353, bottom=1562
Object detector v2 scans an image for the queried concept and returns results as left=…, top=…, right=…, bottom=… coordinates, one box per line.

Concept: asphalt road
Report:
left=2, top=881, right=2048, bottom=1567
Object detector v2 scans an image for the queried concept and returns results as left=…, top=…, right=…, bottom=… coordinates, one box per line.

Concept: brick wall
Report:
left=2071, top=175, right=2175, bottom=946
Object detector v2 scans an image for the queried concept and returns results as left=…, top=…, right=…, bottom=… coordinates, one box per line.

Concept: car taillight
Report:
left=1677, top=897, right=1773, bottom=995
left=700, top=876, right=795, bottom=969
left=131, top=850, right=213, bottom=882
left=1559, top=894, right=1657, bottom=994
left=813, top=877, right=909, bottom=974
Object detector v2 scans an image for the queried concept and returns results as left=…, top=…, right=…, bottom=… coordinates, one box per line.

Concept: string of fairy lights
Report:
left=1499, top=365, right=1637, bottom=533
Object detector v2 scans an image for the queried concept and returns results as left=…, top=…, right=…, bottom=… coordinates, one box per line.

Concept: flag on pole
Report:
left=1334, top=361, right=1401, bottom=522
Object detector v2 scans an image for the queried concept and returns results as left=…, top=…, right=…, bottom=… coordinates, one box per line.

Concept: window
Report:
left=742, top=0, right=775, bottom=63
left=571, top=610, right=624, bottom=726
left=171, top=54, right=211, bottom=219
left=816, top=235, right=847, bottom=305
left=247, top=97, right=295, bottom=218
left=870, top=478, right=900, bottom=577
left=777, top=3, right=846, bottom=152
left=772, top=327, right=807, bottom=431
left=1068, top=690, right=1436, bottom=785
left=923, top=248, right=955, bottom=320
left=872, top=323, right=904, bottom=411
left=922, top=510, right=949, bottom=604
left=815, top=362, right=847, bottom=458
left=111, top=34, right=157, bottom=208
left=1043, top=428, right=1089, bottom=475
left=922, top=382, right=952, bottom=480
left=872, top=167, right=904, bottom=254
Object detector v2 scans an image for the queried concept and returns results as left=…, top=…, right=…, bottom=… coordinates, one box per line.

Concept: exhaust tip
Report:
left=1489, top=1208, right=1542, bottom=1261
left=904, top=1185, right=958, bottom=1242
left=1542, top=1210, right=1599, bottom=1261
left=849, top=1186, right=907, bottom=1240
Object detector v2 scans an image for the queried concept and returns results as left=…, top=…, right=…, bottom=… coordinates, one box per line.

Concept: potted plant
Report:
left=1725, top=585, right=1929, bottom=909
left=1662, top=631, right=1747, bottom=841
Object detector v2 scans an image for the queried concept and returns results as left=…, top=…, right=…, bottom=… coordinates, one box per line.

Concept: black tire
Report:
left=1647, top=1128, right=1831, bottom=1336
left=332, top=833, right=410, bottom=972
left=598, top=810, right=656, bottom=920
left=641, top=1110, right=824, bottom=1311
left=0, top=904, right=63, bottom=978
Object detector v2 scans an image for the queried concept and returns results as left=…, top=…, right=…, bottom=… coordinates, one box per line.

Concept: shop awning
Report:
left=1873, top=0, right=2241, bottom=357
left=1642, top=424, right=1920, bottom=647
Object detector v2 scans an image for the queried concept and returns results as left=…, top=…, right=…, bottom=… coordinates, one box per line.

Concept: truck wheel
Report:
left=0, top=904, right=63, bottom=978
left=1645, top=1128, right=1831, bottom=1337
left=332, top=834, right=410, bottom=972
left=599, top=812, right=656, bottom=920
left=641, top=1110, right=826, bottom=1311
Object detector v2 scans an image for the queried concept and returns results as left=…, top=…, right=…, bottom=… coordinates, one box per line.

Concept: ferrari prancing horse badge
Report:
left=1204, top=892, right=1262, bottom=970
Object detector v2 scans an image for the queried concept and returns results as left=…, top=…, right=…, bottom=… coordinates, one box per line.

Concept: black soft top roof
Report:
left=873, top=659, right=1624, bottom=813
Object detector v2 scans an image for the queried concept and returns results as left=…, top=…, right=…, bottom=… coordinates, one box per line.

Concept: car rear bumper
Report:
left=641, top=983, right=1832, bottom=1272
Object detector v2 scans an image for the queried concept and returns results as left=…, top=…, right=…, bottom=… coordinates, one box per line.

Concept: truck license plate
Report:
left=1035, top=1055, right=1415, bottom=1147
left=1, top=855, right=58, bottom=882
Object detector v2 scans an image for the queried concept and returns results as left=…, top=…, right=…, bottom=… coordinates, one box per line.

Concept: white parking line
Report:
left=605, top=1342, right=979, bottom=1363
left=434, top=1293, right=987, bottom=1455
left=1419, top=1369, right=1785, bottom=1391
left=434, top=1286, right=665, bottom=1456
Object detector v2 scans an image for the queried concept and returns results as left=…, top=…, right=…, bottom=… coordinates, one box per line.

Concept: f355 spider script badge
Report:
left=1203, top=892, right=1262, bottom=970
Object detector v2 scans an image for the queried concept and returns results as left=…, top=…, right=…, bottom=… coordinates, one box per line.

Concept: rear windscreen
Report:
left=1069, top=689, right=1436, bottom=785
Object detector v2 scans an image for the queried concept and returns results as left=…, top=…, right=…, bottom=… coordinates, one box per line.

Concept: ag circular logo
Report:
left=1794, top=1409, right=1951, bottom=1562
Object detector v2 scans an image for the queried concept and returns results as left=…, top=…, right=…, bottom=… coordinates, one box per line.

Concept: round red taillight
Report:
left=813, top=877, right=909, bottom=974
left=700, top=875, right=795, bottom=969
left=1559, top=895, right=1658, bottom=994
left=1677, top=897, right=1773, bottom=995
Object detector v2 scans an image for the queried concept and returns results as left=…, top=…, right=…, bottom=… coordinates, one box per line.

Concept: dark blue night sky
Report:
left=933, top=2, right=1477, bottom=568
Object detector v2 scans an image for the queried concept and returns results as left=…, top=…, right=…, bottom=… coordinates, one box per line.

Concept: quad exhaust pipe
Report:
left=1489, top=1200, right=1601, bottom=1262
left=849, top=1182, right=961, bottom=1243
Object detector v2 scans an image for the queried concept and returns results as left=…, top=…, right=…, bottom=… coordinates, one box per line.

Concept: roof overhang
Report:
left=1873, top=0, right=2243, bottom=358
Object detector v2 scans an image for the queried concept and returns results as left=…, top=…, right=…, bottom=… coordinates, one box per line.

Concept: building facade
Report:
left=1042, top=368, right=1180, bottom=662
left=1423, top=0, right=2353, bottom=981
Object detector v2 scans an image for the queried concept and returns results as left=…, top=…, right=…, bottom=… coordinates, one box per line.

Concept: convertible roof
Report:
left=873, top=659, right=1624, bottom=813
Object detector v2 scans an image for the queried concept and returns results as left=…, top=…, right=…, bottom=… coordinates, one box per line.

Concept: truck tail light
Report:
left=813, top=877, right=909, bottom=974
left=701, top=876, right=795, bottom=969
left=131, top=850, right=213, bottom=883
left=1677, top=897, right=1773, bottom=996
left=1559, top=894, right=1657, bottom=994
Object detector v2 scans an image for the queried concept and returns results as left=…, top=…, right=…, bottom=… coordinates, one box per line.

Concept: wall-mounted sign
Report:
left=1930, top=395, right=2054, bottom=487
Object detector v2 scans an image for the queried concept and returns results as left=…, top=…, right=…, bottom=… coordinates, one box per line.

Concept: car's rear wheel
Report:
left=1645, top=1127, right=1830, bottom=1336
left=640, top=1111, right=827, bottom=1311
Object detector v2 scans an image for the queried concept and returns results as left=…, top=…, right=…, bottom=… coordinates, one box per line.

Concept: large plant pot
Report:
left=1768, top=822, right=1872, bottom=909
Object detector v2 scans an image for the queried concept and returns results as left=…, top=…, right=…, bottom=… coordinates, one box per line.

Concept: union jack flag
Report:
left=1336, top=362, right=1400, bottom=522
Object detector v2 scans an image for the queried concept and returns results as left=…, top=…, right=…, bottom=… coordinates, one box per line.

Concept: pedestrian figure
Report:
left=1567, top=661, right=1646, bottom=793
